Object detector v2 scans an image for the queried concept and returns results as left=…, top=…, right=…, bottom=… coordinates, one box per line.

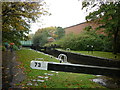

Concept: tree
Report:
left=36, top=27, right=56, bottom=37
left=2, top=2, right=48, bottom=44
left=33, top=27, right=56, bottom=46
left=82, top=1, right=120, bottom=54
left=55, top=27, right=65, bottom=40
left=33, top=31, right=48, bottom=46
left=33, top=26, right=65, bottom=46
left=28, top=34, right=34, bottom=40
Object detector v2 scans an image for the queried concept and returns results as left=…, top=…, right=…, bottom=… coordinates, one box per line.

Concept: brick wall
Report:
left=65, top=21, right=101, bottom=35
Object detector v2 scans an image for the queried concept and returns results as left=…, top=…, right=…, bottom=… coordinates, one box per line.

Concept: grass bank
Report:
left=16, top=48, right=106, bottom=88
left=57, top=49, right=120, bottom=60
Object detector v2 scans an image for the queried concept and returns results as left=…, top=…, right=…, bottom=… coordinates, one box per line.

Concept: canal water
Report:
left=92, top=75, right=120, bottom=89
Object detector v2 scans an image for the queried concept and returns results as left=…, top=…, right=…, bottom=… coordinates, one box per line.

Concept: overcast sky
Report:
left=30, top=0, right=87, bottom=34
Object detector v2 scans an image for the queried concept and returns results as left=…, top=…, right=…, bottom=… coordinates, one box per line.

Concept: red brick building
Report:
left=64, top=21, right=101, bottom=35
left=47, top=37, right=55, bottom=43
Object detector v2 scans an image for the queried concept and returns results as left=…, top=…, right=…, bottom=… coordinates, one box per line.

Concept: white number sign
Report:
left=30, top=61, right=48, bottom=70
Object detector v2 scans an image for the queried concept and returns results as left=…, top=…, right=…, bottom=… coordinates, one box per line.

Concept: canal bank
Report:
left=2, top=51, right=26, bottom=89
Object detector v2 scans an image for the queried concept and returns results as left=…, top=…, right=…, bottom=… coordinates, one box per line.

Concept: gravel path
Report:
left=2, top=51, right=26, bottom=89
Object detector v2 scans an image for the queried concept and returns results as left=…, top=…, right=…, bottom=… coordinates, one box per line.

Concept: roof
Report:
left=64, top=21, right=86, bottom=29
left=47, top=37, right=55, bottom=42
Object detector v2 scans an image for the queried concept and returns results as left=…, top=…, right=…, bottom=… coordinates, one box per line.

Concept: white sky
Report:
left=30, top=0, right=87, bottom=34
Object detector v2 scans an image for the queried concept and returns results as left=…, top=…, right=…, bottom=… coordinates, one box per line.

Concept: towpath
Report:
left=2, top=51, right=25, bottom=89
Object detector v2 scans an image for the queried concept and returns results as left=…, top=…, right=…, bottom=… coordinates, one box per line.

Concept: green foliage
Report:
left=1, top=44, right=18, bottom=51
left=84, top=26, right=92, bottom=32
left=33, top=27, right=53, bottom=46
left=13, top=45, right=19, bottom=50
left=55, top=31, right=112, bottom=52
left=2, top=46, right=6, bottom=51
left=33, top=26, right=65, bottom=46
left=82, top=1, right=120, bottom=53
left=33, top=32, right=48, bottom=46
left=28, top=34, right=34, bottom=40
left=55, top=27, right=65, bottom=40
left=35, top=27, right=56, bottom=36
left=2, top=2, right=48, bottom=45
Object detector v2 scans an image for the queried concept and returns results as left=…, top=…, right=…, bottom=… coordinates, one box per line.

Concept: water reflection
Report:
left=92, top=76, right=120, bottom=89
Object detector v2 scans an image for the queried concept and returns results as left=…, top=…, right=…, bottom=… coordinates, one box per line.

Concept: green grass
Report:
left=16, top=48, right=106, bottom=88
left=57, top=49, right=120, bottom=60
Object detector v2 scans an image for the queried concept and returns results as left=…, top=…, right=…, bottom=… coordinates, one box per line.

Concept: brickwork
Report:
left=65, top=21, right=101, bottom=35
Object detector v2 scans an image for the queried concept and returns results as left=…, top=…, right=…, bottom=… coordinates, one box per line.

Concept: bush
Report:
left=2, top=46, right=6, bottom=51
left=13, top=45, right=19, bottom=50
left=55, top=32, right=112, bottom=51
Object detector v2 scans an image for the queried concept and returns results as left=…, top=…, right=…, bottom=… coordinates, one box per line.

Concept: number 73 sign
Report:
left=30, top=61, right=48, bottom=70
